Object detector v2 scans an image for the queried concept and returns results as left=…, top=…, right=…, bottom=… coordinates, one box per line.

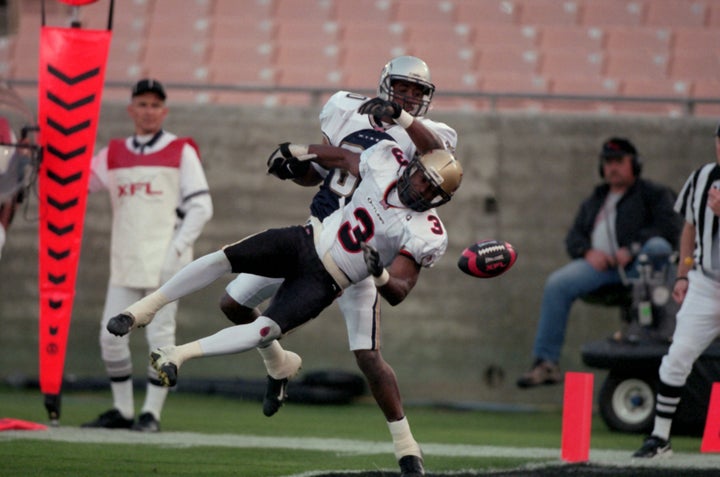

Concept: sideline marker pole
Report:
left=561, top=371, right=594, bottom=462
left=701, top=382, right=720, bottom=452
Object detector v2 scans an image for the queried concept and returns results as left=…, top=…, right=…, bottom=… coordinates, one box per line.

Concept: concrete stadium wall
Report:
left=1, top=102, right=715, bottom=410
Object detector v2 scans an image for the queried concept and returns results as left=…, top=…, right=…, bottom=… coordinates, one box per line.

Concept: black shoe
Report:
left=263, top=375, right=289, bottom=417
left=131, top=412, right=160, bottom=433
left=633, top=435, right=672, bottom=458
left=399, top=455, right=425, bottom=477
left=107, top=313, right=135, bottom=337
left=81, top=409, right=133, bottom=429
left=516, top=360, right=562, bottom=389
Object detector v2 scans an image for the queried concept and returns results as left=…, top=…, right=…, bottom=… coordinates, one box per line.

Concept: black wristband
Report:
left=674, top=276, right=689, bottom=283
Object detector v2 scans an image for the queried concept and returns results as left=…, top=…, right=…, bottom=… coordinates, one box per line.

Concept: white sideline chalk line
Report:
left=2, top=427, right=720, bottom=471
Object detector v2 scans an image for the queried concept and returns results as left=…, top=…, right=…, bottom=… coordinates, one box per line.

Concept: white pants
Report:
left=659, top=270, right=720, bottom=386
left=99, top=247, right=190, bottom=380
left=226, top=273, right=380, bottom=351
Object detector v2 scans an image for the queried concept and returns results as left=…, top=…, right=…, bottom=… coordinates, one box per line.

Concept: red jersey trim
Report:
left=107, top=138, right=192, bottom=169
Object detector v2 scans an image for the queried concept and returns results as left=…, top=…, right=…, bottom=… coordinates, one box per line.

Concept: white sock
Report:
left=387, top=417, right=421, bottom=460
left=110, top=379, right=134, bottom=419
left=157, top=251, right=231, bottom=301
left=141, top=382, right=169, bottom=421
left=197, top=316, right=281, bottom=357
left=652, top=416, right=673, bottom=441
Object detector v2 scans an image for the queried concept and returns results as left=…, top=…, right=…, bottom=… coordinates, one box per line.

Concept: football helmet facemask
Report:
left=377, top=56, right=435, bottom=117
left=398, top=149, right=462, bottom=212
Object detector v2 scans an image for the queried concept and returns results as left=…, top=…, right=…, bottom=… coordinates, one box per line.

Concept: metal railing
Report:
left=9, top=79, right=720, bottom=116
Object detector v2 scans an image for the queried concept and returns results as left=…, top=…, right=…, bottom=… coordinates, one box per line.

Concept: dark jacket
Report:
left=565, top=178, right=682, bottom=260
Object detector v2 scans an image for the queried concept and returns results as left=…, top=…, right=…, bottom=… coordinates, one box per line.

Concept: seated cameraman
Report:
left=517, top=138, right=682, bottom=388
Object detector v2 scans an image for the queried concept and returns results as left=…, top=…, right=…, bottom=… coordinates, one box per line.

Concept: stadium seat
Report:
left=408, top=44, right=475, bottom=76
left=142, top=37, right=210, bottom=83
left=405, top=22, right=473, bottom=48
left=104, top=39, right=145, bottom=83
left=669, top=51, right=720, bottom=81
left=673, top=27, right=720, bottom=51
left=275, top=43, right=342, bottom=80
left=605, top=51, right=670, bottom=80
left=604, top=26, right=672, bottom=55
left=274, top=19, right=342, bottom=47
left=334, top=0, right=395, bottom=23
left=341, top=43, right=409, bottom=91
left=394, top=0, right=456, bottom=25
left=692, top=79, right=720, bottom=117
left=453, top=0, right=518, bottom=26
left=212, top=18, right=275, bottom=44
left=477, top=46, right=541, bottom=75
left=546, top=76, right=620, bottom=113
left=644, top=0, right=708, bottom=28
left=209, top=43, right=275, bottom=84
left=482, top=73, right=550, bottom=111
left=615, top=78, right=690, bottom=116
left=472, top=25, right=539, bottom=50
left=540, top=48, right=605, bottom=79
left=579, top=0, right=645, bottom=27
left=341, top=21, right=406, bottom=46
left=214, top=0, right=273, bottom=20
left=518, top=0, right=581, bottom=26
left=538, top=26, right=604, bottom=51
left=274, top=0, right=335, bottom=21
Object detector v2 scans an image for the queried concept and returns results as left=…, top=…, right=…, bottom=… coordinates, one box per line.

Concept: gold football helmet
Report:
left=398, top=149, right=462, bottom=212
left=377, top=56, right=435, bottom=117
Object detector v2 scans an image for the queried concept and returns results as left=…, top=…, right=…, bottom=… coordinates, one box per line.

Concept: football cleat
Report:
left=106, top=313, right=135, bottom=337
left=131, top=412, right=160, bottom=433
left=262, top=351, right=302, bottom=417
left=633, top=435, right=672, bottom=458
left=399, top=455, right=425, bottom=477
left=150, top=346, right=179, bottom=387
left=81, top=409, right=133, bottom=429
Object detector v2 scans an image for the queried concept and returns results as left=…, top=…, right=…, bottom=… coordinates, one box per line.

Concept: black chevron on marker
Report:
left=48, top=273, right=67, bottom=284
left=48, top=196, right=78, bottom=211
left=49, top=300, right=63, bottom=309
left=48, top=248, right=70, bottom=260
left=47, top=144, right=86, bottom=161
left=47, top=117, right=91, bottom=136
left=47, top=65, right=100, bottom=85
left=47, top=222, right=74, bottom=236
left=47, top=169, right=82, bottom=185
left=47, top=91, right=95, bottom=110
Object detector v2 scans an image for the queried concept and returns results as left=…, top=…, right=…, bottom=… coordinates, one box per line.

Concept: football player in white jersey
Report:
left=106, top=139, right=461, bottom=476
left=220, top=56, right=457, bottom=476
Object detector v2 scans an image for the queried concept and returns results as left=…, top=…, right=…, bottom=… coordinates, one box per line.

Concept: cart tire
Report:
left=599, top=371, right=655, bottom=434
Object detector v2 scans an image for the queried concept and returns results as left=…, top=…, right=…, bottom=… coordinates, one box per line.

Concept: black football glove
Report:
left=360, top=241, right=383, bottom=277
left=267, top=142, right=311, bottom=180
left=358, top=97, right=402, bottom=119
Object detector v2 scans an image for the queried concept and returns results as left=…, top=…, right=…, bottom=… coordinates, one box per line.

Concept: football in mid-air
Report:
left=457, top=240, right=518, bottom=278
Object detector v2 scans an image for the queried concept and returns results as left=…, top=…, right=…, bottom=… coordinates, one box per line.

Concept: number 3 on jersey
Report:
left=338, top=208, right=373, bottom=252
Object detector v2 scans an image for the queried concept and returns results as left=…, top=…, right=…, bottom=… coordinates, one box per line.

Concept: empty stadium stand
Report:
left=6, top=0, right=720, bottom=115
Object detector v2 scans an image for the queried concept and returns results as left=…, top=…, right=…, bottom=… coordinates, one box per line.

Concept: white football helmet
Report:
left=398, top=149, right=462, bottom=212
left=377, top=56, right=435, bottom=117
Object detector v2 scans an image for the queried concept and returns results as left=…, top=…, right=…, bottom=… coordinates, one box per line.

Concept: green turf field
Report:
left=0, top=385, right=717, bottom=476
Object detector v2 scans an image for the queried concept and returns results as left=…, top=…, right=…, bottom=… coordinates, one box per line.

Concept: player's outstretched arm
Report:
left=362, top=241, right=420, bottom=306
left=358, top=97, right=444, bottom=154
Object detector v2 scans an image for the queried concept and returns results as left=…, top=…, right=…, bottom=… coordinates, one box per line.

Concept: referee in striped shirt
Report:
left=634, top=123, right=720, bottom=458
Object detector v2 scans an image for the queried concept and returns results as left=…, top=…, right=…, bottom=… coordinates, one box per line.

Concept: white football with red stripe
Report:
left=458, top=240, right=518, bottom=278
